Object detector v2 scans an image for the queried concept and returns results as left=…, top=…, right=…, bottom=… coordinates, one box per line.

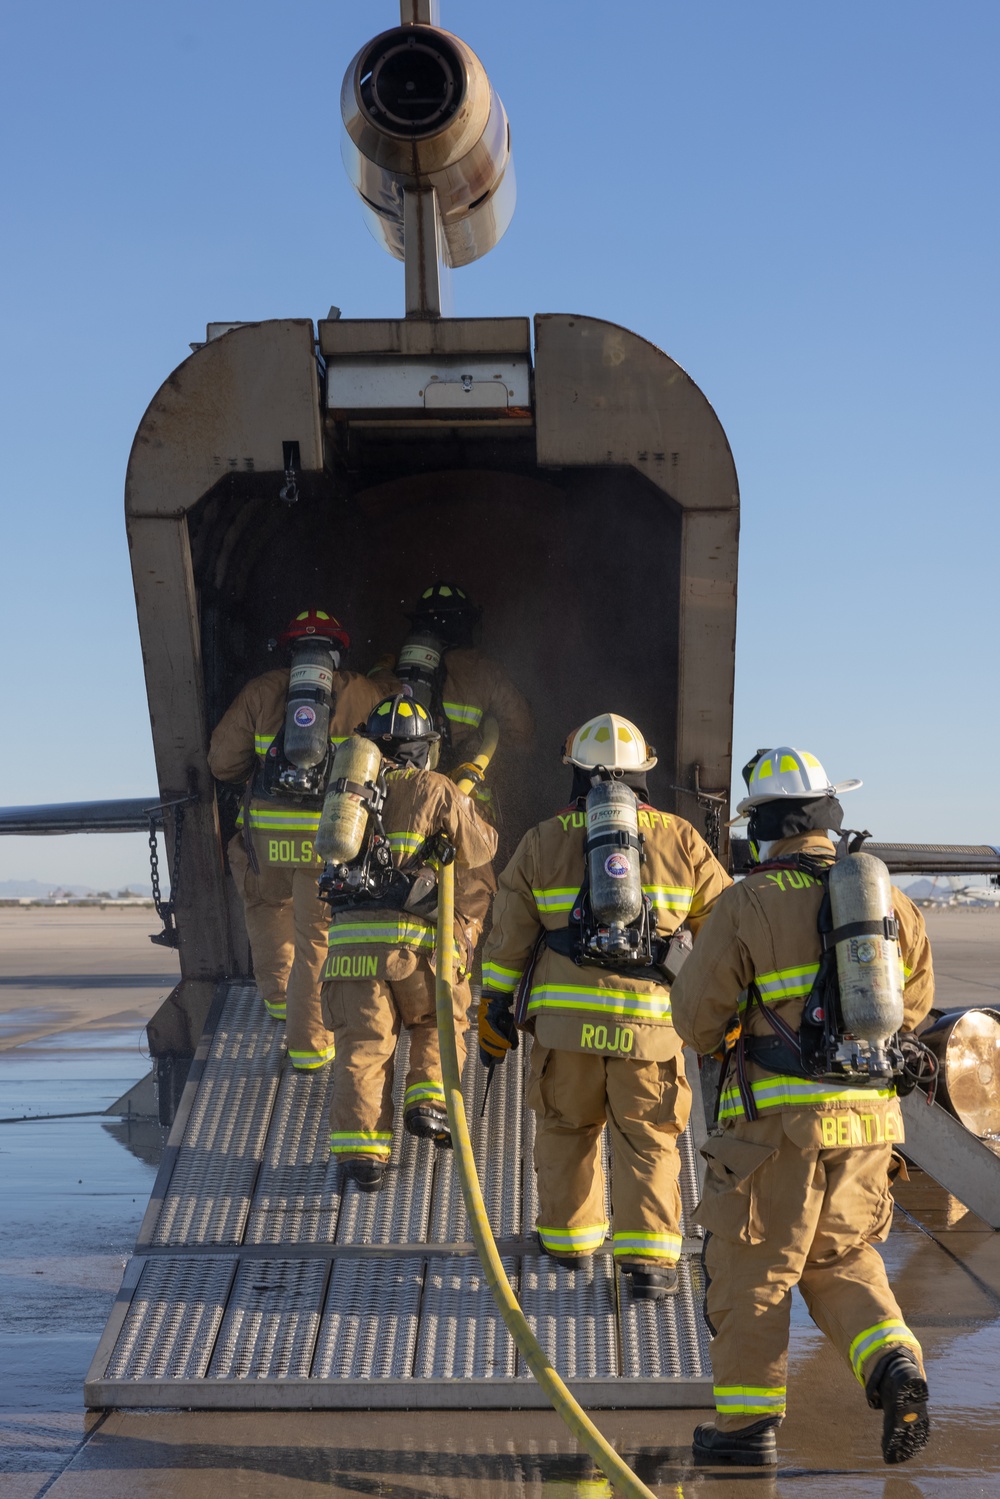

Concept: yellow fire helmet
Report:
left=562, top=714, right=657, bottom=773
left=735, top=745, right=862, bottom=816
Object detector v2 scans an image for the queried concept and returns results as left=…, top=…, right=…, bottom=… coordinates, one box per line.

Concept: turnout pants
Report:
left=697, top=1110, right=924, bottom=1432
left=322, top=949, right=472, bottom=1161
left=526, top=1040, right=691, bottom=1266
left=228, top=835, right=335, bottom=1070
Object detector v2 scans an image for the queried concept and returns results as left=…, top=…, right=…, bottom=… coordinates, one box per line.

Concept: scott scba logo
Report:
left=580, top=1022, right=634, bottom=1053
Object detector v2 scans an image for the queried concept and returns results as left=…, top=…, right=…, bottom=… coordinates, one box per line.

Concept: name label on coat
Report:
left=580, top=1022, right=634, bottom=1054
left=262, top=836, right=323, bottom=868
left=323, top=953, right=379, bottom=980
left=819, top=1110, right=903, bottom=1147
left=533, top=1012, right=680, bottom=1061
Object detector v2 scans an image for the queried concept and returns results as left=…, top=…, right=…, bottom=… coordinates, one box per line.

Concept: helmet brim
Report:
left=277, top=628, right=350, bottom=652
left=730, top=776, right=863, bottom=821
left=373, top=731, right=441, bottom=744
left=563, top=751, right=659, bottom=773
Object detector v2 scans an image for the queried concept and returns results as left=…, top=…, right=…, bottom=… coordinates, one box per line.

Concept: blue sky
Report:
left=0, top=0, right=997, bottom=887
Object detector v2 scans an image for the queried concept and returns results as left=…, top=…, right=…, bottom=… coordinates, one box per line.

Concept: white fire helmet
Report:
left=734, top=746, right=862, bottom=817
left=563, top=714, right=658, bottom=774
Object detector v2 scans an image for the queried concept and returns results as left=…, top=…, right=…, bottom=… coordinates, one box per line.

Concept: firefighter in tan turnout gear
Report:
left=208, top=610, right=383, bottom=1071
left=319, top=694, right=497, bottom=1189
left=670, top=746, right=935, bottom=1468
left=479, top=714, right=731, bottom=1300
left=388, top=582, right=533, bottom=814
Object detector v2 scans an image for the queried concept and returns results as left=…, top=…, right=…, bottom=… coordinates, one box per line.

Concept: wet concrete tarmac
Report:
left=920, top=906, right=1000, bottom=1011
left=0, top=908, right=998, bottom=1498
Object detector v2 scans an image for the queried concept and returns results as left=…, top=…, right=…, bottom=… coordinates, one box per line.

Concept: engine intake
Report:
left=341, top=24, right=515, bottom=270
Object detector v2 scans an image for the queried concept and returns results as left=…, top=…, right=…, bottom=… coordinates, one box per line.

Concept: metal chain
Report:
left=146, top=794, right=194, bottom=949
left=665, top=783, right=725, bottom=858
left=148, top=816, right=165, bottom=917
left=703, top=797, right=722, bottom=858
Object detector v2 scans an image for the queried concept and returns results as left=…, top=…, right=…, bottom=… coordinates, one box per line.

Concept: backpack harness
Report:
left=719, top=853, right=935, bottom=1123
left=317, top=763, right=454, bottom=916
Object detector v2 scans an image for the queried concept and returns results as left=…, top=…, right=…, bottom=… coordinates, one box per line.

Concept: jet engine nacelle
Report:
left=341, top=24, right=515, bottom=268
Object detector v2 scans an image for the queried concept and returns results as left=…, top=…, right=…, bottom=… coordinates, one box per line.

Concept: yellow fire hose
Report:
left=436, top=723, right=658, bottom=1499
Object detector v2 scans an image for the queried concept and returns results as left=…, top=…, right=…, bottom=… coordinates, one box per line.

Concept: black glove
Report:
left=478, top=992, right=520, bottom=1067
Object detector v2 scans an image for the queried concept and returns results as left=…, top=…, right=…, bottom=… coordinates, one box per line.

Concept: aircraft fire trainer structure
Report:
left=1, top=1, right=998, bottom=1414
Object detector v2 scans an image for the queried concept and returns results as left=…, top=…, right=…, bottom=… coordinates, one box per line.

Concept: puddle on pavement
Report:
left=0, top=973, right=177, bottom=990
left=0, top=1004, right=73, bottom=1040
left=49, top=1407, right=1000, bottom=1498
left=1, top=924, right=997, bottom=1495
left=0, top=1026, right=155, bottom=1116
left=28, top=1019, right=159, bottom=1051
left=1, top=1016, right=165, bottom=1419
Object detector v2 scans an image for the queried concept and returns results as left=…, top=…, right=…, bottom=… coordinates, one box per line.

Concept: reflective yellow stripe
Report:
left=443, top=701, right=483, bottom=728
left=612, top=1230, right=681, bottom=1261
left=327, top=918, right=461, bottom=965
left=328, top=918, right=435, bottom=949
left=288, top=1046, right=335, bottom=1070
left=537, top=1222, right=608, bottom=1253
left=849, top=1320, right=922, bottom=1382
left=754, top=953, right=910, bottom=1005
left=719, top=1075, right=895, bottom=1119
left=714, top=1386, right=786, bottom=1414
left=404, top=1081, right=445, bottom=1107
left=646, top=886, right=694, bottom=914
left=253, top=733, right=348, bottom=754
left=752, top=964, right=820, bottom=1003
left=532, top=888, right=578, bottom=913
left=388, top=831, right=424, bottom=859
left=244, top=809, right=322, bottom=829
left=530, top=885, right=693, bottom=917
left=527, top=983, right=670, bottom=1022
left=329, top=1130, right=392, bottom=1157
left=482, top=962, right=521, bottom=993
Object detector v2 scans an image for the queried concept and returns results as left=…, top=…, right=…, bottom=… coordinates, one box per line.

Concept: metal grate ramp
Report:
left=86, top=979, right=713, bottom=1408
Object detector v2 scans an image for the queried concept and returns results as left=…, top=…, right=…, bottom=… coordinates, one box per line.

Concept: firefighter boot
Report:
left=692, top=1419, right=779, bottom=1466
left=340, top=1158, right=386, bottom=1192
left=404, top=1105, right=452, bottom=1149
left=621, top=1265, right=679, bottom=1301
left=866, top=1348, right=930, bottom=1465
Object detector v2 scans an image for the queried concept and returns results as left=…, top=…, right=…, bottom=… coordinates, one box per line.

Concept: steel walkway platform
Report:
left=86, top=981, right=713, bottom=1408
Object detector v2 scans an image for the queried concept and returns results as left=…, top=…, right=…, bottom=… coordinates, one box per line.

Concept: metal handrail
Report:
left=0, top=798, right=163, bottom=835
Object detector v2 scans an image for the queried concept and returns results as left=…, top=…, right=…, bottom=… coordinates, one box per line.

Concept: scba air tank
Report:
left=586, top=781, right=643, bottom=926
left=829, top=853, right=904, bottom=1045
left=315, top=736, right=383, bottom=862
left=283, top=642, right=336, bottom=768
left=395, top=631, right=444, bottom=712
